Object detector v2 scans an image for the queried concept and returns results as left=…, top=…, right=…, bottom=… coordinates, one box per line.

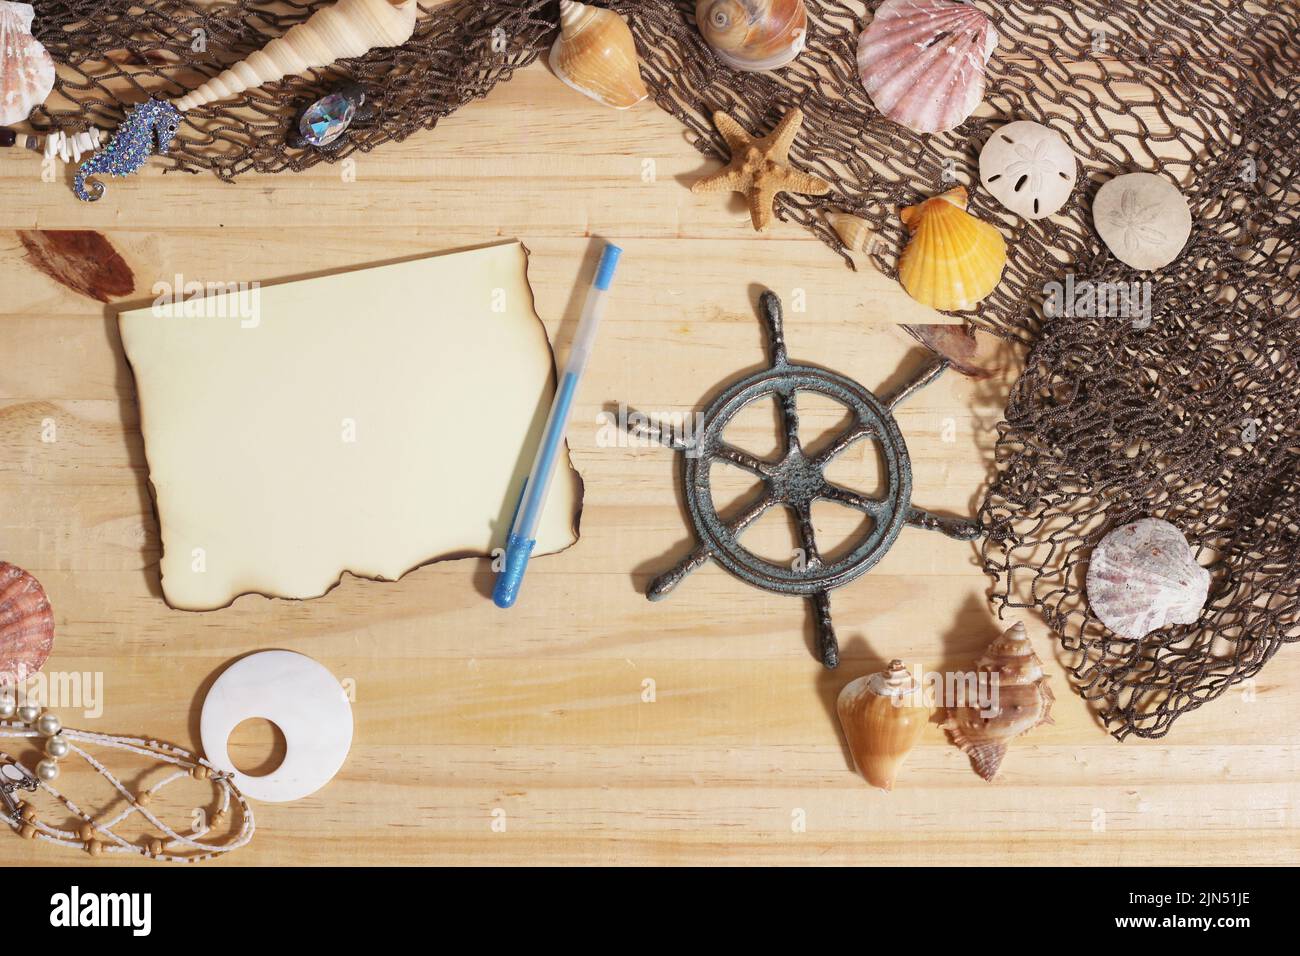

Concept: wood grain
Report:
left=0, top=62, right=1295, bottom=867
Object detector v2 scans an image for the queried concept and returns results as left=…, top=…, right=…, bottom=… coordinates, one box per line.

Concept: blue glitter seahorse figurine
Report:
left=74, top=99, right=182, bottom=202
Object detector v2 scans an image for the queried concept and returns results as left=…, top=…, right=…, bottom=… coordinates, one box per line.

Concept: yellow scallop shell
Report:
left=897, top=186, right=1006, bottom=311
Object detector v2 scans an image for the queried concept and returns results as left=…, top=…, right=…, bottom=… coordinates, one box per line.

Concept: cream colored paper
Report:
left=119, top=241, right=581, bottom=610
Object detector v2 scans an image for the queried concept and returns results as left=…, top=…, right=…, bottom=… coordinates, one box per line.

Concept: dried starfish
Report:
left=691, top=107, right=832, bottom=232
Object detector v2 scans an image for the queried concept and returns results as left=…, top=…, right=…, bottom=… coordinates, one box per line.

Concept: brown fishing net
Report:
left=24, top=0, right=1300, bottom=739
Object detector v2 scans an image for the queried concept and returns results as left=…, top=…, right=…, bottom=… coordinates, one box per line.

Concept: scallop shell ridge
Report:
left=856, top=0, right=999, bottom=134
left=0, top=561, right=55, bottom=683
left=0, top=2, right=57, bottom=127
left=897, top=186, right=1007, bottom=311
left=1085, top=517, right=1210, bottom=640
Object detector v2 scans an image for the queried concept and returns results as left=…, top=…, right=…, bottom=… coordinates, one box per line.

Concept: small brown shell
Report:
left=942, top=622, right=1052, bottom=781
left=837, top=660, right=929, bottom=791
left=0, top=561, right=55, bottom=684
left=827, top=211, right=874, bottom=253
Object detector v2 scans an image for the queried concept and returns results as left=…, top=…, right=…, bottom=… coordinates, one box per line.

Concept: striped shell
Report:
left=172, top=0, right=417, bottom=112
left=1086, top=518, right=1210, bottom=640
left=837, top=660, right=930, bottom=791
left=0, top=561, right=55, bottom=684
left=897, top=185, right=1006, bottom=311
left=549, top=1, right=648, bottom=110
left=856, top=0, right=999, bottom=135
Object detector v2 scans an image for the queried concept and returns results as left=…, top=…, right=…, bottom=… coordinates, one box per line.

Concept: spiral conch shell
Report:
left=172, top=0, right=417, bottom=112
left=696, top=0, right=808, bottom=72
left=0, top=1, right=56, bottom=126
left=897, top=185, right=1006, bottom=311
left=1085, top=518, right=1210, bottom=640
left=837, top=660, right=929, bottom=791
left=827, top=211, right=875, bottom=254
left=549, top=1, right=648, bottom=110
left=856, top=0, right=998, bottom=135
left=0, top=561, right=55, bottom=684
left=943, top=622, right=1053, bottom=781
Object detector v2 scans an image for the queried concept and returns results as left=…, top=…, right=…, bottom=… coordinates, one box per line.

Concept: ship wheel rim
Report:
left=683, top=364, right=913, bottom=596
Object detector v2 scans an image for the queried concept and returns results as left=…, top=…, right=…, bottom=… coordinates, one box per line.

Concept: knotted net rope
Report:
left=25, top=0, right=1300, bottom=738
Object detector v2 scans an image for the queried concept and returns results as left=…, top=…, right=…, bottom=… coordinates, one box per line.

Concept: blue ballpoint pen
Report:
left=493, top=242, right=623, bottom=608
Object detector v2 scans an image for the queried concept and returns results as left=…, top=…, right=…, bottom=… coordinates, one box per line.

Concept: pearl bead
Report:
left=35, top=758, right=59, bottom=782
left=45, top=735, right=70, bottom=759
left=36, top=712, right=61, bottom=737
left=16, top=704, right=41, bottom=724
left=0, top=696, right=15, bottom=719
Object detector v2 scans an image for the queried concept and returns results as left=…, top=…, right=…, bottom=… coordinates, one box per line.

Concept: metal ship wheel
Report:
left=624, top=291, right=981, bottom=668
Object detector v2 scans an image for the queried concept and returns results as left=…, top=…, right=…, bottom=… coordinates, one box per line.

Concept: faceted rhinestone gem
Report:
left=298, top=92, right=357, bottom=148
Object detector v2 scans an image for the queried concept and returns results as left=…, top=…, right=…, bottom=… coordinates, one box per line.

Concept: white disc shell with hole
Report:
left=979, top=120, right=1077, bottom=220
left=200, top=650, right=352, bottom=803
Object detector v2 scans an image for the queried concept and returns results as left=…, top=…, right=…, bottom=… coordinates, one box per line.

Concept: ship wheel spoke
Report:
left=624, top=408, right=700, bottom=454
left=819, top=483, right=887, bottom=517
left=812, top=590, right=838, bottom=669
left=777, top=389, right=801, bottom=453
left=713, top=442, right=772, bottom=478
left=886, top=358, right=951, bottom=411
left=793, top=503, right=822, bottom=570
left=811, top=421, right=875, bottom=466
left=651, top=492, right=775, bottom=599
left=905, top=506, right=982, bottom=541
left=728, top=490, right=777, bottom=532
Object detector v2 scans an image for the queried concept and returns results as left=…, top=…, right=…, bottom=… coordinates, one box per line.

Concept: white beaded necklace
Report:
left=0, top=705, right=254, bottom=862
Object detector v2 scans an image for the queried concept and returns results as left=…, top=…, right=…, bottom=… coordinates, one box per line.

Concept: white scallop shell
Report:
left=856, top=0, right=999, bottom=135
left=979, top=120, right=1077, bottom=219
left=0, top=1, right=55, bottom=126
left=1085, top=518, right=1210, bottom=640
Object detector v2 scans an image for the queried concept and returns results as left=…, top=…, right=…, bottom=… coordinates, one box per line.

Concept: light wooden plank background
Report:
left=1, top=46, right=1297, bottom=866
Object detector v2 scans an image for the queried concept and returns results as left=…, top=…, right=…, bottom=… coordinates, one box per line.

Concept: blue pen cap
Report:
left=492, top=533, right=536, bottom=609
left=594, top=243, right=623, bottom=291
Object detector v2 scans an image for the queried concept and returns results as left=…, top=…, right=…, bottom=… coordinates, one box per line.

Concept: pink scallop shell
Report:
left=0, top=561, right=55, bottom=684
left=856, top=0, right=999, bottom=135
left=1085, top=518, right=1210, bottom=640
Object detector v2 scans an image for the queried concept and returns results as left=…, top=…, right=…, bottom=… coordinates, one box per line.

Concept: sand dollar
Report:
left=1093, top=172, right=1192, bottom=270
left=979, top=120, right=1077, bottom=220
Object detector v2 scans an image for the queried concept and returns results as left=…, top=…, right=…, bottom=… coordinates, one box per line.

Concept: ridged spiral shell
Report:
left=172, top=0, right=417, bottom=112
left=942, top=622, right=1053, bottom=781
